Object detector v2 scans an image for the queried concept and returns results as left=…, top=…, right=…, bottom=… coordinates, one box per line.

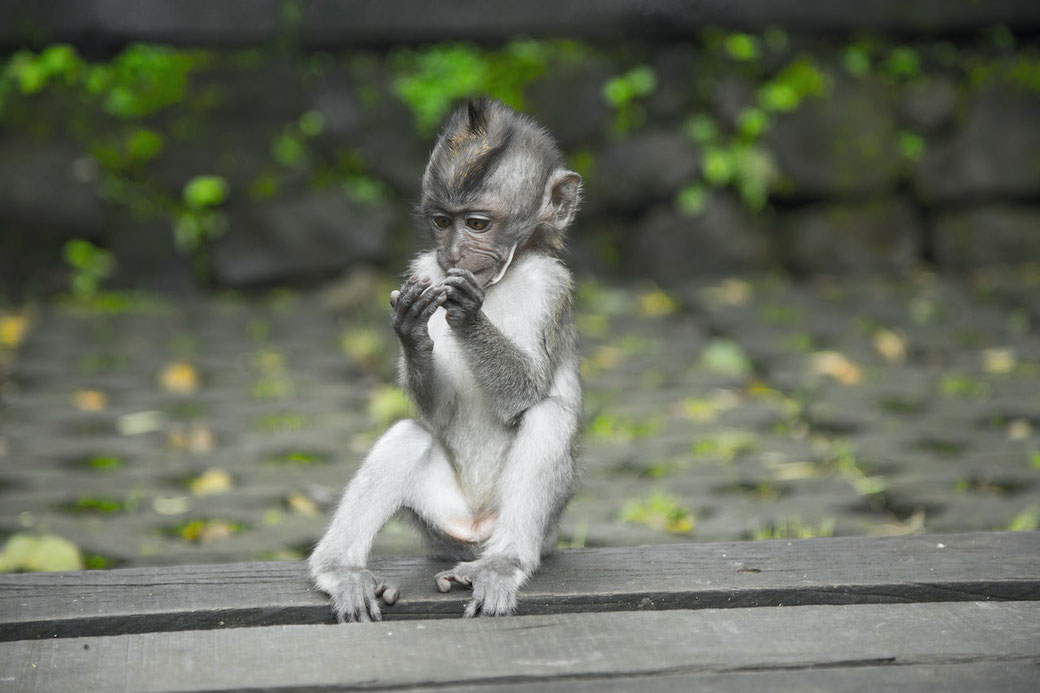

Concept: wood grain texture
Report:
left=3, top=602, right=1038, bottom=692
left=2, top=532, right=1038, bottom=641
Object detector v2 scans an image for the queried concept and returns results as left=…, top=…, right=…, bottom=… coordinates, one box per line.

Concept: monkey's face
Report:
left=428, top=204, right=520, bottom=287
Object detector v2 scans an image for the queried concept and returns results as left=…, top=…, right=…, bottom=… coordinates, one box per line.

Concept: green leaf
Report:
left=898, top=131, right=926, bottom=162
left=620, top=492, right=695, bottom=533
left=0, top=533, right=84, bottom=572
left=700, top=338, right=752, bottom=376
left=38, top=44, right=80, bottom=79
left=271, top=132, right=306, bottom=167
left=736, top=108, right=769, bottom=140
left=298, top=109, right=326, bottom=136
left=625, top=66, right=657, bottom=96
left=701, top=146, right=734, bottom=186
left=126, top=128, right=164, bottom=163
left=676, top=184, right=707, bottom=218
left=759, top=83, right=799, bottom=112
left=683, top=114, right=719, bottom=144
left=725, top=33, right=761, bottom=62
left=843, top=45, right=872, bottom=77
left=885, top=47, right=921, bottom=79
left=183, top=175, right=229, bottom=209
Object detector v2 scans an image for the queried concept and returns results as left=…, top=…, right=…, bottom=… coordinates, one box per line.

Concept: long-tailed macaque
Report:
left=310, top=98, right=582, bottom=621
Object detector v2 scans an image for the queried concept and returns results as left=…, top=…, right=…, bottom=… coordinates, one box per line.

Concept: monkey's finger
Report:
left=395, top=276, right=430, bottom=312
left=440, top=280, right=482, bottom=309
left=415, top=294, right=445, bottom=327
left=441, top=274, right=482, bottom=299
left=376, top=583, right=400, bottom=606
left=366, top=596, right=382, bottom=622
left=446, top=268, right=483, bottom=294
left=406, top=282, right=443, bottom=318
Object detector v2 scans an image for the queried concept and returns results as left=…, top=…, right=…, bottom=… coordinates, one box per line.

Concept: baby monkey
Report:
left=310, top=98, right=582, bottom=621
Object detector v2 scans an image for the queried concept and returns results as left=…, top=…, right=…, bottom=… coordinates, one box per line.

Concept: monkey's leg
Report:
left=435, top=398, right=577, bottom=617
left=310, top=419, right=476, bottom=622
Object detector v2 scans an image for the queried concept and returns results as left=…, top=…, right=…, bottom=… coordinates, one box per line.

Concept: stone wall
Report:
left=1, top=5, right=1039, bottom=297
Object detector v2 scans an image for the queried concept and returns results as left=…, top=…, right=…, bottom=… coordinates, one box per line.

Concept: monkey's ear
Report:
left=542, top=170, right=582, bottom=231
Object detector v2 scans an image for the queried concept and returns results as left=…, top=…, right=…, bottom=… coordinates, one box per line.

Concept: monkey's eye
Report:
left=465, top=217, right=490, bottom=231
left=432, top=215, right=452, bottom=229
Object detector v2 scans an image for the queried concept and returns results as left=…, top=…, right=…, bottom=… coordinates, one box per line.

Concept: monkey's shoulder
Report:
left=485, top=255, right=573, bottom=326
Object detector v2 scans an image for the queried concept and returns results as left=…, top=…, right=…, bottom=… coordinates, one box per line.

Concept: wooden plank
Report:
left=395, top=663, right=1040, bottom=693
left=3, top=0, right=1040, bottom=47
left=1, top=532, right=1038, bottom=641
left=2, top=602, right=1038, bottom=692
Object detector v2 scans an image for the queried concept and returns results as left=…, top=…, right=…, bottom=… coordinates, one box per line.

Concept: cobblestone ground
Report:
left=1, top=267, right=1039, bottom=570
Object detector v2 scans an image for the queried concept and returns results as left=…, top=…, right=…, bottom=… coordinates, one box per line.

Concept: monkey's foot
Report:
left=313, top=566, right=399, bottom=623
left=434, top=555, right=524, bottom=617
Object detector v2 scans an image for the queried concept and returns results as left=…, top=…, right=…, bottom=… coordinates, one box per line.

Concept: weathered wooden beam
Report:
left=2, top=532, right=1038, bottom=641
left=3, top=602, right=1039, bottom=691
left=3, top=0, right=1040, bottom=48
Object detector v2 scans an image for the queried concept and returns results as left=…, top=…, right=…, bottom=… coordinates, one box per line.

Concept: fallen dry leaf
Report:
left=116, top=410, right=165, bottom=436
left=159, top=361, right=200, bottom=393
left=810, top=351, right=863, bottom=385
left=153, top=496, right=191, bottom=515
left=190, top=468, right=233, bottom=496
left=700, top=278, right=752, bottom=308
left=0, top=313, right=30, bottom=349
left=168, top=425, right=215, bottom=453
left=73, top=389, right=107, bottom=412
left=638, top=288, right=679, bottom=317
left=197, top=521, right=235, bottom=542
left=982, top=347, right=1016, bottom=374
left=287, top=490, right=319, bottom=517
left=1007, top=418, right=1033, bottom=441
left=872, top=328, right=907, bottom=364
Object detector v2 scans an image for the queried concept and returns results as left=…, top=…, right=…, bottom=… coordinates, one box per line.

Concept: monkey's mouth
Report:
left=453, top=245, right=518, bottom=288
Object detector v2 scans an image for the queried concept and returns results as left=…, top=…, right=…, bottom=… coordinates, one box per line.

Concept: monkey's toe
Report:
left=434, top=568, right=473, bottom=593
left=376, top=583, right=400, bottom=605
left=315, top=567, right=394, bottom=623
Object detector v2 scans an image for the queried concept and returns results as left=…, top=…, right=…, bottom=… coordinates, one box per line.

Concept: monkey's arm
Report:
left=391, top=276, right=445, bottom=420
left=397, top=348, right=438, bottom=419
left=441, top=268, right=569, bottom=423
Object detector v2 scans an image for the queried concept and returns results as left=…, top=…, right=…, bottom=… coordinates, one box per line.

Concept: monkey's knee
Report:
left=365, top=418, right=434, bottom=473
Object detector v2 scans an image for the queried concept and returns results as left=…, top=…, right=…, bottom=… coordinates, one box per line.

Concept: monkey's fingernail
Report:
left=437, top=577, right=452, bottom=593
left=382, top=587, right=399, bottom=605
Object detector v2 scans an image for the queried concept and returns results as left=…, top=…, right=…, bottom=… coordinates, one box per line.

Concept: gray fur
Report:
left=310, top=99, right=582, bottom=621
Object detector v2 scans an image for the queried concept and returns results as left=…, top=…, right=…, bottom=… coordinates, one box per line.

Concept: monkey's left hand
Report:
left=440, top=268, right=485, bottom=331
left=434, top=555, right=524, bottom=617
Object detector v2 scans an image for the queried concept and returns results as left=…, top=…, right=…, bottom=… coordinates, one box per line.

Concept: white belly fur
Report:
left=412, top=251, right=576, bottom=511
left=427, top=306, right=514, bottom=510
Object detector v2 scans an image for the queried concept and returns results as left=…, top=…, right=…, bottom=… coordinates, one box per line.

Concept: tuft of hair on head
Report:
left=465, top=98, right=490, bottom=136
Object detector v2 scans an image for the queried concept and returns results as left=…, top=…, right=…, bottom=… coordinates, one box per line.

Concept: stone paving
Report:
left=1, top=267, right=1039, bottom=570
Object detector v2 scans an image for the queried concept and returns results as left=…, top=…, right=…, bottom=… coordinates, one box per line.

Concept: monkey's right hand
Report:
left=390, top=276, right=446, bottom=353
left=312, top=564, right=399, bottom=623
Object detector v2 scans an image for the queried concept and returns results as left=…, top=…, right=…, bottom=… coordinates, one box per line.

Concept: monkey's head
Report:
left=419, top=98, right=581, bottom=287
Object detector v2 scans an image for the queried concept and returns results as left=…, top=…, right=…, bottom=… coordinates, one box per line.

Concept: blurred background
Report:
left=1, top=0, right=1039, bottom=572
